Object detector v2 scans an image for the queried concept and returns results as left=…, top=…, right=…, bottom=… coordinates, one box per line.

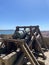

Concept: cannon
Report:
left=0, top=25, right=48, bottom=65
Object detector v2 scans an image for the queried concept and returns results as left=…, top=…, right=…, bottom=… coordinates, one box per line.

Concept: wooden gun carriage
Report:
left=0, top=26, right=48, bottom=65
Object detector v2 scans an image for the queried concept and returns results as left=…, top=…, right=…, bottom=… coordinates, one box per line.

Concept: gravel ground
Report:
left=44, top=51, right=49, bottom=65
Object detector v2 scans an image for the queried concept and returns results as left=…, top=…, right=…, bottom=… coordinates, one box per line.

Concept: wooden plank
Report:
left=14, top=54, right=24, bottom=65
left=21, top=42, right=40, bottom=65
left=1, top=52, right=17, bottom=65
left=37, top=27, right=48, bottom=49
left=35, top=38, right=46, bottom=59
left=0, top=38, right=24, bottom=43
left=16, top=26, right=39, bottom=28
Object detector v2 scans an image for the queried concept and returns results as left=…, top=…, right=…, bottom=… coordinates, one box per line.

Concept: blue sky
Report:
left=0, top=0, right=49, bottom=30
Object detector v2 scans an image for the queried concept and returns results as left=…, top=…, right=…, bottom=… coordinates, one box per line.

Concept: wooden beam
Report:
left=37, top=27, right=48, bottom=49
left=21, top=42, right=40, bottom=65
left=16, top=26, right=38, bottom=28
